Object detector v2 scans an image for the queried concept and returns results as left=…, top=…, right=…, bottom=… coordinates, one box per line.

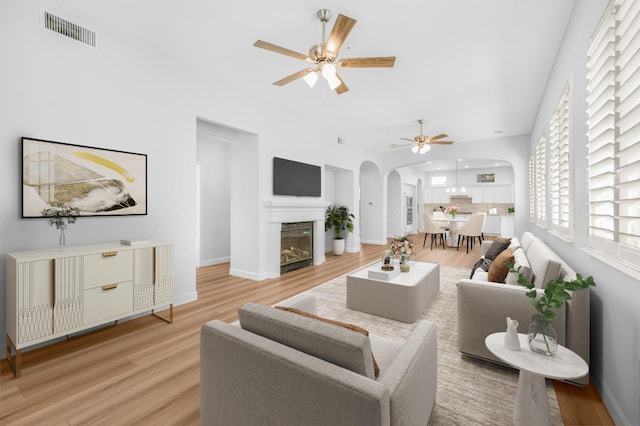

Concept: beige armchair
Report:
left=200, top=294, right=438, bottom=425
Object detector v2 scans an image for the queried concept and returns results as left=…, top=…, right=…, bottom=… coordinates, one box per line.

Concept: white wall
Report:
left=324, top=170, right=336, bottom=252
left=359, top=161, right=385, bottom=245
left=402, top=184, right=416, bottom=234
left=0, top=0, right=205, bottom=349
left=386, top=171, right=402, bottom=237
left=196, top=120, right=231, bottom=266
left=0, top=1, right=374, bottom=348
left=324, top=166, right=358, bottom=253
left=529, top=1, right=639, bottom=424
left=229, top=131, right=260, bottom=279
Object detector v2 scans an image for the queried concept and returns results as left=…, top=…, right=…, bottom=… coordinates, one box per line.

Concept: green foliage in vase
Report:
left=506, top=261, right=595, bottom=321
left=325, top=205, right=355, bottom=239
left=41, top=201, right=80, bottom=230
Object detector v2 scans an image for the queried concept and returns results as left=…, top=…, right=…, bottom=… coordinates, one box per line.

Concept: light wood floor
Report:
left=0, top=235, right=613, bottom=425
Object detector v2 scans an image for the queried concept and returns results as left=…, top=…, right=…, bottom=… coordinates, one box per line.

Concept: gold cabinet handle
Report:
left=102, top=251, right=118, bottom=257
left=102, top=284, right=118, bottom=291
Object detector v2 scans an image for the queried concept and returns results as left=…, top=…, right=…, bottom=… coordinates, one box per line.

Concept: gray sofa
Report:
left=200, top=293, right=438, bottom=425
left=456, top=231, right=590, bottom=385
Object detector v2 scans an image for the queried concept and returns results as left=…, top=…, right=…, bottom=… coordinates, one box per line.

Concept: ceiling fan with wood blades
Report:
left=390, top=119, right=454, bottom=154
left=253, top=9, right=396, bottom=95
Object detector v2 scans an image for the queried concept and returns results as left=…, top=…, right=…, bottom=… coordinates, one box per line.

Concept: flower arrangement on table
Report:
left=390, top=235, right=415, bottom=256
left=41, top=201, right=80, bottom=246
left=445, top=204, right=461, bottom=217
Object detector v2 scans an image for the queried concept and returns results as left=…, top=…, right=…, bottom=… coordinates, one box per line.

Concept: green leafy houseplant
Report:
left=506, top=261, right=596, bottom=355
left=506, top=261, right=596, bottom=321
left=324, top=205, right=354, bottom=239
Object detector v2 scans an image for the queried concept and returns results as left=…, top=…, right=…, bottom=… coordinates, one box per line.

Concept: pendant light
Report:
left=446, top=159, right=465, bottom=193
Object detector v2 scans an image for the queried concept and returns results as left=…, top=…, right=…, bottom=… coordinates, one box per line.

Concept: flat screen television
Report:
left=273, top=157, right=321, bottom=197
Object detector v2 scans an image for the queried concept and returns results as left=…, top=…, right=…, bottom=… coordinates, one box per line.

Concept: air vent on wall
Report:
left=44, top=11, right=97, bottom=48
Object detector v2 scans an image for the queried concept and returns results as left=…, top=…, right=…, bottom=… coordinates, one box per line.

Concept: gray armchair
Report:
left=200, top=294, right=437, bottom=425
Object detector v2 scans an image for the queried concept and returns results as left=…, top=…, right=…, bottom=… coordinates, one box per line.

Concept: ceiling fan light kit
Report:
left=303, top=71, right=318, bottom=88
left=253, top=9, right=396, bottom=95
left=392, top=119, right=454, bottom=154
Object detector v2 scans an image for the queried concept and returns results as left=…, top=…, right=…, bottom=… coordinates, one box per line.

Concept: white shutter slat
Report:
left=586, top=0, right=640, bottom=267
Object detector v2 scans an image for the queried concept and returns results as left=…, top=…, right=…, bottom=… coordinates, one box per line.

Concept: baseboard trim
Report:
left=174, top=291, right=198, bottom=306
left=229, top=268, right=268, bottom=281
left=199, top=257, right=230, bottom=267
left=360, top=239, right=387, bottom=245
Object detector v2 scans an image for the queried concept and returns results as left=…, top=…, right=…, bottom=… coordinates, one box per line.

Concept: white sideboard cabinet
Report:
left=6, top=241, right=173, bottom=377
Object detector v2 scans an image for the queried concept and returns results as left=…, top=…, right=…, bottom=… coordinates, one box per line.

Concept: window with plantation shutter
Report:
left=587, top=0, right=640, bottom=271
left=535, top=132, right=547, bottom=227
left=550, top=80, right=573, bottom=239
left=529, top=156, right=536, bottom=223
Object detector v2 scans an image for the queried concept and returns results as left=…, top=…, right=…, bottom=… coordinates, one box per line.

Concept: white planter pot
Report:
left=332, top=238, right=346, bottom=256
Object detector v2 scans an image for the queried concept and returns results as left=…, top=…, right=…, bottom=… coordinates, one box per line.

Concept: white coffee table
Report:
left=485, top=332, right=588, bottom=426
left=346, top=261, right=439, bottom=323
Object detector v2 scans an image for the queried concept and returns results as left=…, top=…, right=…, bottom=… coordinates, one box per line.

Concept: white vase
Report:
left=504, top=317, right=520, bottom=350
left=332, top=238, right=345, bottom=255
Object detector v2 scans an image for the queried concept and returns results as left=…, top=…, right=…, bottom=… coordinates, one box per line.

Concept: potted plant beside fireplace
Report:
left=325, top=205, right=355, bottom=256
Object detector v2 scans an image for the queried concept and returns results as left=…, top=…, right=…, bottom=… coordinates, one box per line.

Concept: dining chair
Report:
left=456, top=213, right=485, bottom=253
left=478, top=211, right=487, bottom=241
left=431, top=210, right=450, bottom=231
left=422, top=213, right=447, bottom=249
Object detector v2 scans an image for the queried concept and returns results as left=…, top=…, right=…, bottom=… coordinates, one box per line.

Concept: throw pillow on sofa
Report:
left=484, top=238, right=512, bottom=261
left=488, top=248, right=515, bottom=282
left=505, top=247, right=534, bottom=285
left=239, top=302, right=379, bottom=379
left=276, top=305, right=380, bottom=377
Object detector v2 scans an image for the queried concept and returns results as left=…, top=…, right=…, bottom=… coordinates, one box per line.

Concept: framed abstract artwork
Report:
left=477, top=173, right=495, bottom=183
left=22, top=137, right=147, bottom=217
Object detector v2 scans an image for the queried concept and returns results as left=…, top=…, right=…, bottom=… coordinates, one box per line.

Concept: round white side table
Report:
left=485, top=332, right=588, bottom=426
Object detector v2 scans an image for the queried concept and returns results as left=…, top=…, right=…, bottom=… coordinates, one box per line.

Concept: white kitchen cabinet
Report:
left=469, top=185, right=512, bottom=204
left=483, top=216, right=501, bottom=235
left=500, top=215, right=515, bottom=238
left=6, top=241, right=173, bottom=377
left=482, top=187, right=496, bottom=203
left=425, top=188, right=449, bottom=204
left=470, top=187, right=483, bottom=203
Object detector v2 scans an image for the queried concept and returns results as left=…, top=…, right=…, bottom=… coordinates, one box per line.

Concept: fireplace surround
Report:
left=265, top=200, right=328, bottom=278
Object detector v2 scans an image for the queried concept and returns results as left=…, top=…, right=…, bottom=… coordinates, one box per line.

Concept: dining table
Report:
left=432, top=215, right=469, bottom=247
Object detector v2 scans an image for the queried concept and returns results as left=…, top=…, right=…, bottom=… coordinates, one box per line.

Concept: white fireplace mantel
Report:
left=265, top=200, right=329, bottom=278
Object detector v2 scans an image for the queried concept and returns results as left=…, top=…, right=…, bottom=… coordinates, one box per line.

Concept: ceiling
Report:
left=59, top=0, right=576, bottom=154
left=411, top=158, right=511, bottom=173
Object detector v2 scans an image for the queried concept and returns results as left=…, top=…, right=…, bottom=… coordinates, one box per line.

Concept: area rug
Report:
left=277, top=264, right=563, bottom=426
